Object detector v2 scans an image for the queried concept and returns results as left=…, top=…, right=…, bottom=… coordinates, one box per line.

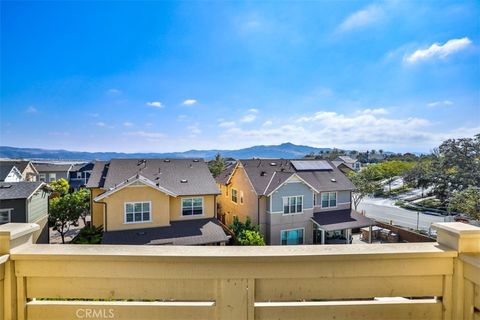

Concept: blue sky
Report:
left=1, top=1, right=479, bottom=153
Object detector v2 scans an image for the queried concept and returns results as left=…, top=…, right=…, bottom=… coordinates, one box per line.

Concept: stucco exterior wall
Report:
left=169, top=195, right=215, bottom=221
left=269, top=182, right=314, bottom=213
left=217, top=164, right=258, bottom=226
left=314, top=190, right=351, bottom=212
left=266, top=208, right=314, bottom=245
left=102, top=186, right=171, bottom=231
left=90, top=188, right=105, bottom=227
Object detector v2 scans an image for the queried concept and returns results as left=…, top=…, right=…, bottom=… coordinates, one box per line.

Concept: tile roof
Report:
left=0, top=181, right=45, bottom=200
left=101, top=218, right=229, bottom=245
left=217, top=159, right=355, bottom=195
left=87, top=158, right=220, bottom=196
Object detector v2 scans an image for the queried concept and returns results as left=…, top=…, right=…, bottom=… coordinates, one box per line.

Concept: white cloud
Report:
left=337, top=5, right=383, bottom=32
left=427, top=100, right=453, bottom=107
left=247, top=108, right=259, bottom=113
left=124, top=131, right=166, bottom=141
left=240, top=114, right=257, bottom=123
left=107, top=88, right=122, bottom=95
left=25, top=106, right=37, bottom=114
left=263, top=120, right=273, bottom=126
left=219, top=121, right=236, bottom=128
left=187, top=123, right=202, bottom=135
left=95, top=122, right=113, bottom=128
left=404, top=37, right=472, bottom=64
left=146, top=101, right=163, bottom=108
left=182, top=99, right=197, bottom=106
left=359, top=108, right=389, bottom=115
left=123, top=122, right=134, bottom=127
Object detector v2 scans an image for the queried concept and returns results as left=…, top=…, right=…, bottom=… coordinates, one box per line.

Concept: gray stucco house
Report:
left=0, top=181, right=50, bottom=243
left=34, top=162, right=73, bottom=183
left=216, top=159, right=374, bottom=245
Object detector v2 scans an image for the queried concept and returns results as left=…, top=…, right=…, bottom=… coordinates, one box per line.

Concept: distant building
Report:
left=332, top=156, right=361, bottom=171
left=69, top=162, right=94, bottom=190
left=34, top=162, right=73, bottom=183
left=0, top=181, right=50, bottom=243
left=0, top=160, right=38, bottom=181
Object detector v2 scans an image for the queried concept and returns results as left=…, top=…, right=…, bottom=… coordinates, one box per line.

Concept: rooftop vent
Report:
left=136, top=231, right=146, bottom=236
left=180, top=179, right=188, bottom=183
left=164, top=159, right=171, bottom=162
left=0, top=185, right=12, bottom=189
left=331, top=178, right=337, bottom=182
left=137, top=159, right=146, bottom=166
left=260, top=171, right=266, bottom=176
left=193, top=159, right=199, bottom=162
left=270, top=162, right=277, bottom=166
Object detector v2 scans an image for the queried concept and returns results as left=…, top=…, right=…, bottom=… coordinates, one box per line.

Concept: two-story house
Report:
left=69, top=162, right=94, bottom=190
left=0, top=160, right=39, bottom=182
left=87, top=158, right=229, bottom=245
left=34, top=162, right=73, bottom=183
left=216, top=159, right=374, bottom=245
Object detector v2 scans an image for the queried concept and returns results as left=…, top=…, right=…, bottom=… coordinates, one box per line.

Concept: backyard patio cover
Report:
left=311, top=209, right=375, bottom=231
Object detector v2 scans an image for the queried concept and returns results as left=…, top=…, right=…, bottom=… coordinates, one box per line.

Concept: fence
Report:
left=0, top=222, right=479, bottom=320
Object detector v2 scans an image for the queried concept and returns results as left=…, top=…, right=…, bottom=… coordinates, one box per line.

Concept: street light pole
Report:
left=416, top=211, right=419, bottom=231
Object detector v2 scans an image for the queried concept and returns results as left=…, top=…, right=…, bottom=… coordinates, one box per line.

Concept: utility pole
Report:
left=416, top=211, right=419, bottom=231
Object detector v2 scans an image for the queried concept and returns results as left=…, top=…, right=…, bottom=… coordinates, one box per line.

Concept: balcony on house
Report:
left=0, top=222, right=479, bottom=320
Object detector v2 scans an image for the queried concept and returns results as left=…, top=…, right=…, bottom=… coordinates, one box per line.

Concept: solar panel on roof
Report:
left=291, top=160, right=333, bottom=171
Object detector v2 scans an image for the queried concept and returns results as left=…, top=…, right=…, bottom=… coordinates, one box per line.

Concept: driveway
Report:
left=358, top=197, right=445, bottom=233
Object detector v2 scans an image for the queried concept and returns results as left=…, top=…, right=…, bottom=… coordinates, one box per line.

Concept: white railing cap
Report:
left=0, top=223, right=39, bottom=240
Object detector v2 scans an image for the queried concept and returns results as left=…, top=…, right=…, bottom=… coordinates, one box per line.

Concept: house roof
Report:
left=70, top=162, right=94, bottom=172
left=217, top=159, right=355, bottom=195
left=336, top=156, right=358, bottom=164
left=0, top=165, right=17, bottom=181
left=215, top=163, right=236, bottom=185
left=311, top=209, right=375, bottom=231
left=0, top=181, right=46, bottom=200
left=101, top=218, right=229, bottom=245
left=33, top=162, right=73, bottom=172
left=0, top=160, right=33, bottom=174
left=87, top=158, right=220, bottom=196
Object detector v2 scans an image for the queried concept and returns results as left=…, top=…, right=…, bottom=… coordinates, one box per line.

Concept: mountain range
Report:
left=0, top=143, right=335, bottom=161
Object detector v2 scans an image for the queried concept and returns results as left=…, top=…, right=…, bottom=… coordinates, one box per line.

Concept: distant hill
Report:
left=0, top=143, right=333, bottom=161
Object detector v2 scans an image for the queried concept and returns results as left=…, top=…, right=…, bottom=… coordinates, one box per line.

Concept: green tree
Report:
left=75, top=188, right=91, bottom=226
left=229, top=216, right=265, bottom=245
left=49, top=192, right=84, bottom=244
left=430, top=134, right=480, bottom=203
left=49, top=178, right=70, bottom=197
left=237, top=230, right=265, bottom=246
left=208, top=153, right=225, bottom=178
left=375, top=161, right=415, bottom=192
left=448, top=187, right=480, bottom=220
left=348, top=170, right=382, bottom=210
left=402, top=160, right=433, bottom=196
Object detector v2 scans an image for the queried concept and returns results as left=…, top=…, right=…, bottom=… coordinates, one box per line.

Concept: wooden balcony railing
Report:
left=0, top=222, right=479, bottom=320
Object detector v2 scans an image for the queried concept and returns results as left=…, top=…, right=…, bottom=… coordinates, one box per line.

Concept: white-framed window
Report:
left=281, top=228, right=304, bottom=245
left=49, top=173, right=56, bottom=182
left=321, top=192, right=337, bottom=208
left=182, top=197, right=203, bottom=216
left=283, top=196, right=303, bottom=214
left=125, top=201, right=151, bottom=223
left=77, top=172, right=82, bottom=178
left=0, top=209, right=12, bottom=224
left=39, top=173, right=46, bottom=182
left=240, top=190, right=244, bottom=204
left=231, top=189, right=238, bottom=204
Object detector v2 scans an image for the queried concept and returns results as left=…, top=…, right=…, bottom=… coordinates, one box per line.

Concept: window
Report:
left=49, top=173, right=56, bottom=182
left=231, top=189, right=238, bottom=204
left=240, top=191, right=244, bottom=204
left=321, top=192, right=337, bottom=208
left=77, top=172, right=82, bottom=178
left=0, top=209, right=11, bottom=224
left=281, top=228, right=304, bottom=245
left=39, top=173, right=46, bottom=182
left=182, top=198, right=203, bottom=216
left=125, top=202, right=151, bottom=223
left=283, top=196, right=303, bottom=214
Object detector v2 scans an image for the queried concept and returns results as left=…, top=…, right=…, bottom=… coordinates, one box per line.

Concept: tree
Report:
left=49, top=192, right=84, bottom=244
left=375, top=161, right=415, bottom=192
left=229, top=216, right=265, bottom=245
left=75, top=188, right=91, bottom=226
left=237, top=230, right=266, bottom=246
left=49, top=178, right=69, bottom=197
left=349, top=170, right=382, bottom=210
left=208, top=153, right=225, bottom=178
left=448, top=187, right=480, bottom=220
left=429, top=134, right=480, bottom=203
left=402, top=160, right=433, bottom=196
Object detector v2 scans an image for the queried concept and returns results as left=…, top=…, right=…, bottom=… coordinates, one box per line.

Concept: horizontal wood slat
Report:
left=256, top=276, right=443, bottom=301
left=27, top=301, right=214, bottom=320
left=27, top=278, right=215, bottom=300
left=254, top=299, right=443, bottom=320
left=14, top=257, right=454, bottom=279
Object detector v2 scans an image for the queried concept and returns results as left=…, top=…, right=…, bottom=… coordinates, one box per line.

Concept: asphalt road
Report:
left=358, top=197, right=446, bottom=233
